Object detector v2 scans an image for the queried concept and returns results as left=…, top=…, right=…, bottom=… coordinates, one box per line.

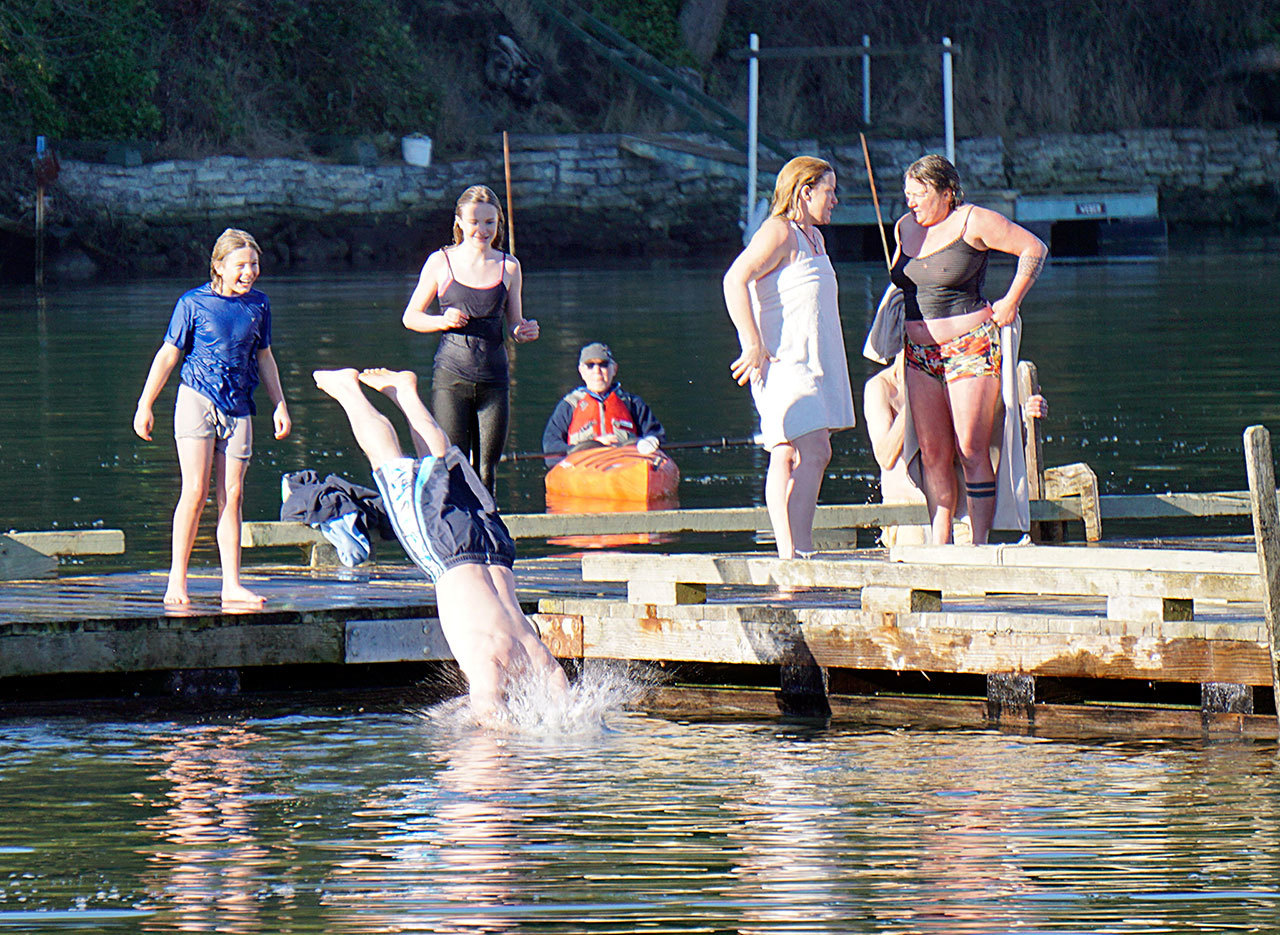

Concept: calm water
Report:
left=5, top=240, right=1280, bottom=932
left=0, top=699, right=1278, bottom=933
left=4, top=235, right=1280, bottom=568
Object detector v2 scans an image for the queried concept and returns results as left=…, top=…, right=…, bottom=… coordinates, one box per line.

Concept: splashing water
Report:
left=419, top=663, right=653, bottom=736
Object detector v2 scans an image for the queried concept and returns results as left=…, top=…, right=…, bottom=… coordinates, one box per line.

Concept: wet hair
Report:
left=904, top=154, right=965, bottom=208
left=769, top=156, right=835, bottom=221
left=209, top=228, right=261, bottom=288
left=452, top=185, right=507, bottom=248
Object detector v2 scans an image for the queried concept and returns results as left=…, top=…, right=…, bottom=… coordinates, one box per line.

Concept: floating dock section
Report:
left=1, top=429, right=1278, bottom=740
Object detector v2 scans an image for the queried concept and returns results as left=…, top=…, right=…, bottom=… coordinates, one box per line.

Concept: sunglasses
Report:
left=583, top=360, right=611, bottom=369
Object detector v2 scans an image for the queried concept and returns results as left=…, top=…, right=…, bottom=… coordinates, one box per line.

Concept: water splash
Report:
left=418, top=663, right=653, bottom=737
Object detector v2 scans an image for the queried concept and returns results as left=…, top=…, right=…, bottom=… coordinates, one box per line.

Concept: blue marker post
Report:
left=34, top=136, right=45, bottom=286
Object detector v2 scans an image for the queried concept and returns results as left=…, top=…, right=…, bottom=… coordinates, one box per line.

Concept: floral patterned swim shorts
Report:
left=905, top=317, right=1001, bottom=383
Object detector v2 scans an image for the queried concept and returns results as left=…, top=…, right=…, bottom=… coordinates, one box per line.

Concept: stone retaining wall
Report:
left=37, top=126, right=1280, bottom=276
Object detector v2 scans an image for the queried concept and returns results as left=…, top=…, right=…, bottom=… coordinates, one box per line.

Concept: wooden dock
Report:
left=1, top=427, right=1278, bottom=740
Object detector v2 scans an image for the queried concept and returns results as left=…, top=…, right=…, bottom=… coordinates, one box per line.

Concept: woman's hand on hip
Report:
left=731, top=343, right=773, bottom=386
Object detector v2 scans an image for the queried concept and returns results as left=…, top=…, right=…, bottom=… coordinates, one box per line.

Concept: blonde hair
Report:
left=452, top=185, right=506, bottom=248
left=209, top=228, right=261, bottom=288
left=769, top=156, right=834, bottom=220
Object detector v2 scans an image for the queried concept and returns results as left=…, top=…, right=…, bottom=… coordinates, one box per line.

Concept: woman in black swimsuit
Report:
left=401, top=185, right=539, bottom=493
left=891, top=154, right=1047, bottom=544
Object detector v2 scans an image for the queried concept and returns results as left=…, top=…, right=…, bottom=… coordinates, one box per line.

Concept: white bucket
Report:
left=401, top=135, right=433, bottom=167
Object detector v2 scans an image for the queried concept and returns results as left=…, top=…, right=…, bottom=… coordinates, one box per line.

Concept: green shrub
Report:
left=0, top=0, right=162, bottom=141
left=587, top=0, right=692, bottom=65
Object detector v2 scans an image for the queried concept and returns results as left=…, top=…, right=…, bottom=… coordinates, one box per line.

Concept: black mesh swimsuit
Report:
left=890, top=209, right=990, bottom=322
left=432, top=251, right=510, bottom=384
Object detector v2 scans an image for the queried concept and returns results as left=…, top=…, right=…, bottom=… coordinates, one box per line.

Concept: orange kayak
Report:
left=544, top=443, right=679, bottom=506
left=544, top=443, right=679, bottom=549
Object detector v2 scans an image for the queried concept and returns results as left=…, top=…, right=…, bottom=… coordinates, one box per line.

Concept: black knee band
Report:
left=965, top=481, right=996, bottom=499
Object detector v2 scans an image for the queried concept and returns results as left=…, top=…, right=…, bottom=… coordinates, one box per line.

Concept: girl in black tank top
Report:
left=434, top=249, right=511, bottom=384
left=399, top=185, right=539, bottom=494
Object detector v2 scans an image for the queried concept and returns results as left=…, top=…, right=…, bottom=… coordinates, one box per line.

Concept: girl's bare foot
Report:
left=312, top=368, right=360, bottom=397
left=221, top=583, right=266, bottom=606
left=358, top=368, right=416, bottom=395
left=163, top=581, right=190, bottom=604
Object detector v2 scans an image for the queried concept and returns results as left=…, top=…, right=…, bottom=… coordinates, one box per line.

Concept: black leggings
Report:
left=430, top=365, right=509, bottom=493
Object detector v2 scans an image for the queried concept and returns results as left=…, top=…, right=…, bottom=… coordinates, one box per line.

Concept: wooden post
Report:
left=987, top=673, right=1034, bottom=725
left=502, top=131, right=515, bottom=256
left=1018, top=361, right=1056, bottom=542
left=34, top=183, right=45, bottom=287
left=779, top=646, right=830, bottom=719
left=1243, top=424, right=1280, bottom=736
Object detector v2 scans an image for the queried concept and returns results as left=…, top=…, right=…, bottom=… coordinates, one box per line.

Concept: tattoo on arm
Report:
left=1017, top=251, right=1046, bottom=282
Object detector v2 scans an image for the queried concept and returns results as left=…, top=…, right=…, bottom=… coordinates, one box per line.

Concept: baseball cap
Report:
left=578, top=342, right=614, bottom=366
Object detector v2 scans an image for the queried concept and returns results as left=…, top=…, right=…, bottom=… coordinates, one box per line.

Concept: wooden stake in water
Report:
left=32, top=135, right=55, bottom=288
left=503, top=131, right=515, bottom=255
left=859, top=132, right=891, bottom=272
left=1243, top=423, right=1280, bottom=735
left=34, top=183, right=44, bottom=287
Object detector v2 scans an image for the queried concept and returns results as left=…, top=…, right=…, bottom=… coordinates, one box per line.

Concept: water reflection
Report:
left=727, top=738, right=847, bottom=934
left=139, top=724, right=276, bottom=934
left=1, top=701, right=1280, bottom=932
left=328, top=728, right=526, bottom=933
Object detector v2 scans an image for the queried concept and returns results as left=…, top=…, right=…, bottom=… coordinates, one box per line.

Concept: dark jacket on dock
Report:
left=280, top=471, right=394, bottom=566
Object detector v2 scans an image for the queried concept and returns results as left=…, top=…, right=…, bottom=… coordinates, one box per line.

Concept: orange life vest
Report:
left=566, top=388, right=637, bottom=447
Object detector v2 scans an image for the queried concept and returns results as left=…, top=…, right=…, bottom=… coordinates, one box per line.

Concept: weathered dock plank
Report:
left=578, top=552, right=1264, bottom=604
left=0, top=536, right=57, bottom=580
left=889, top=543, right=1258, bottom=574
left=8, top=530, right=125, bottom=556
left=0, top=558, right=595, bottom=680
left=537, top=596, right=1272, bottom=685
left=642, top=687, right=1278, bottom=740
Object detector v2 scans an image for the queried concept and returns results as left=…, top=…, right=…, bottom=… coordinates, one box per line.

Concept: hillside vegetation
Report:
left=0, top=0, right=1276, bottom=159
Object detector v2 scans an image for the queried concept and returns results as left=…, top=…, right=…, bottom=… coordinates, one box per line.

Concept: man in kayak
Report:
left=541, top=342, right=666, bottom=459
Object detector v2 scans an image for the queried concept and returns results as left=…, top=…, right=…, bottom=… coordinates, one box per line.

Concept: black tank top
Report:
left=890, top=209, right=990, bottom=322
left=432, top=249, right=510, bottom=384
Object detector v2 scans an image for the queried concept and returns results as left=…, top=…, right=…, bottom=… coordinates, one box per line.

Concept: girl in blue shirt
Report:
left=134, top=228, right=291, bottom=606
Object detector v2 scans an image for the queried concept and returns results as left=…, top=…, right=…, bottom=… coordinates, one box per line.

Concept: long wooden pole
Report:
left=502, top=131, right=515, bottom=255
left=860, top=132, right=891, bottom=271
left=1243, top=424, right=1280, bottom=736
left=501, top=435, right=756, bottom=463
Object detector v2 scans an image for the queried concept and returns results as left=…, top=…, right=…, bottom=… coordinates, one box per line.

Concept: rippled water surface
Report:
left=4, top=236, right=1280, bottom=567
left=1, top=694, right=1278, bottom=934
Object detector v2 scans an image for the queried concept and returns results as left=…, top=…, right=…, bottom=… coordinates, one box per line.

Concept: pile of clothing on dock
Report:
left=280, top=471, right=394, bottom=566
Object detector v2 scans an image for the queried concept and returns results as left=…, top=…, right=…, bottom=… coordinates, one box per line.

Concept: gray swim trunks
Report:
left=174, top=384, right=252, bottom=459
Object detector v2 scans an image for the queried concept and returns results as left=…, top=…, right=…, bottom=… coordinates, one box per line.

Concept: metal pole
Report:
left=746, top=33, right=759, bottom=245
left=861, top=34, right=871, bottom=126
left=942, top=37, right=955, bottom=165
left=34, top=135, right=45, bottom=288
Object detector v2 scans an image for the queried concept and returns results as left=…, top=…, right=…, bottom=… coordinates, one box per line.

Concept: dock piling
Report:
left=986, top=673, right=1035, bottom=725
left=1243, top=424, right=1280, bottom=734
left=1201, top=682, right=1253, bottom=716
left=779, top=653, right=831, bottom=719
